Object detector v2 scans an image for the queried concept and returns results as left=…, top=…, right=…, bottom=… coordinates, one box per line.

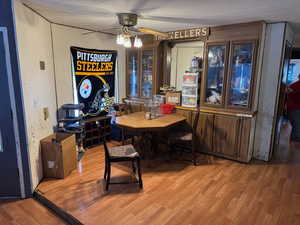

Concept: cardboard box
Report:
left=41, top=133, right=77, bottom=179
left=165, top=92, right=181, bottom=105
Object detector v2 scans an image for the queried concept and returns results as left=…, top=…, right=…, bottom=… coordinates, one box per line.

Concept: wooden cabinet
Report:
left=195, top=112, right=214, bottom=153
left=236, top=117, right=252, bottom=161
left=192, top=111, right=253, bottom=162
left=213, top=115, right=240, bottom=157
left=83, top=116, right=111, bottom=148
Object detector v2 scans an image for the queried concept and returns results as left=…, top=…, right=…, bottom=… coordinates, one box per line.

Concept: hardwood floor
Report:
left=36, top=125, right=300, bottom=225
left=0, top=198, right=67, bottom=225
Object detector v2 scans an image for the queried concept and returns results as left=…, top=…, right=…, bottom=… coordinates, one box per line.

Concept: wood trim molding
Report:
left=175, top=106, right=258, bottom=118
left=34, top=190, right=84, bottom=225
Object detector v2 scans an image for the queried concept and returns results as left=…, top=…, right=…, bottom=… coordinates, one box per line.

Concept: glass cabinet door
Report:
left=141, top=49, right=154, bottom=98
left=204, top=43, right=227, bottom=105
left=227, top=42, right=256, bottom=108
left=127, top=50, right=139, bottom=97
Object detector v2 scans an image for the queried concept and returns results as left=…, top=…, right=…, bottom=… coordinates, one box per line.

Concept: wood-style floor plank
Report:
left=36, top=126, right=300, bottom=225
left=0, top=198, right=67, bottom=225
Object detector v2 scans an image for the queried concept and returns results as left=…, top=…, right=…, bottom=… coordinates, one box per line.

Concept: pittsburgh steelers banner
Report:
left=70, top=46, right=117, bottom=117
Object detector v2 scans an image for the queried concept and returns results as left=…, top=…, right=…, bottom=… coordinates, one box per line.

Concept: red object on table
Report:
left=160, top=104, right=175, bottom=114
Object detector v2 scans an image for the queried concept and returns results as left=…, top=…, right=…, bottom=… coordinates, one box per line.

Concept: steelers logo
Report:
left=79, top=78, right=92, bottom=99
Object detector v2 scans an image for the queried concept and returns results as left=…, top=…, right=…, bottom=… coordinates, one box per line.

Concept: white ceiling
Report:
left=21, top=0, right=300, bottom=34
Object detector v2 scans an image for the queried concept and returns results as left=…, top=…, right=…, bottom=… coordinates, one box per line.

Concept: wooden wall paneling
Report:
left=162, top=41, right=172, bottom=85
left=154, top=41, right=164, bottom=93
left=213, top=115, right=240, bottom=157
left=208, top=21, right=264, bottom=42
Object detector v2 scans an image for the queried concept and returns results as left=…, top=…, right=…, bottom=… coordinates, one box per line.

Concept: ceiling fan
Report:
left=116, top=13, right=169, bottom=38
left=84, top=13, right=169, bottom=48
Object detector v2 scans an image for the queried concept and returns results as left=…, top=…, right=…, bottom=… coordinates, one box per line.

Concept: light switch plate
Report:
left=40, top=61, right=45, bottom=70
left=43, top=107, right=49, bottom=120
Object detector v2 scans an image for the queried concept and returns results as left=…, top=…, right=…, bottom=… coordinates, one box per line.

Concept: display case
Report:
left=227, top=41, right=257, bottom=109
left=127, top=50, right=139, bottom=97
left=141, top=49, right=154, bottom=97
left=126, top=36, right=162, bottom=99
left=202, top=40, right=257, bottom=112
left=202, top=42, right=229, bottom=107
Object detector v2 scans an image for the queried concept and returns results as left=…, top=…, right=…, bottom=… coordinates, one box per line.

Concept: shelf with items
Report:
left=182, top=72, right=199, bottom=108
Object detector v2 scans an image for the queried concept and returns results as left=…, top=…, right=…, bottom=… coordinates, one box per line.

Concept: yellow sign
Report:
left=158, top=27, right=210, bottom=40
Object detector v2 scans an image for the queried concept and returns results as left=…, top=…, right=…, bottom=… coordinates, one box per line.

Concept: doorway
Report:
left=0, top=27, right=23, bottom=198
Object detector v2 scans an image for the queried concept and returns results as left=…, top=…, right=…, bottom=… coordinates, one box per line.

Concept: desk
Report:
left=116, top=112, right=186, bottom=161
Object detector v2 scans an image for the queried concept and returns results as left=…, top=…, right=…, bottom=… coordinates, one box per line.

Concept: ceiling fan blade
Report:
left=137, top=27, right=169, bottom=38
left=130, top=0, right=156, bottom=13
left=140, top=15, right=214, bottom=25
left=82, top=23, right=120, bottom=35
left=82, top=31, right=98, bottom=35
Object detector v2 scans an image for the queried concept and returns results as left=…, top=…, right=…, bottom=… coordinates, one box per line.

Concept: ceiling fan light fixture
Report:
left=124, top=37, right=132, bottom=48
left=116, top=34, right=124, bottom=45
left=134, top=36, right=143, bottom=48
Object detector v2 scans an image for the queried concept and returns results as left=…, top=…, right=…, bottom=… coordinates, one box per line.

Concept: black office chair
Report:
left=168, top=109, right=200, bottom=166
left=103, top=140, right=143, bottom=191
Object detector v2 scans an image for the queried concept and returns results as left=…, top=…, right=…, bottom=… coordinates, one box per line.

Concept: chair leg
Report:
left=137, top=158, right=143, bottom=189
left=122, top=128, right=125, bottom=145
left=132, top=160, right=136, bottom=174
left=192, top=144, right=197, bottom=166
left=106, top=162, right=111, bottom=191
left=104, top=160, right=108, bottom=181
left=167, top=140, right=172, bottom=161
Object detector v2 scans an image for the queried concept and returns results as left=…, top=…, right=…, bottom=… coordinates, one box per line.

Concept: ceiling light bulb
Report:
left=134, top=36, right=143, bottom=48
left=138, top=38, right=143, bottom=48
left=124, top=37, right=132, bottom=48
left=116, top=34, right=124, bottom=45
left=134, top=36, right=139, bottom=48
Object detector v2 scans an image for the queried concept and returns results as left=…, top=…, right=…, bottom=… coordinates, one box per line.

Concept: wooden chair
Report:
left=120, top=103, right=141, bottom=145
left=103, top=140, right=143, bottom=191
left=168, top=110, right=200, bottom=165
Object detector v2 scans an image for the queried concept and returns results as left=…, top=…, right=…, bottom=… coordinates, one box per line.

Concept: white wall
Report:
left=51, top=24, right=126, bottom=107
left=14, top=0, right=126, bottom=190
left=14, top=0, right=57, bottom=189
left=254, top=23, right=294, bottom=161
left=170, top=41, right=204, bottom=90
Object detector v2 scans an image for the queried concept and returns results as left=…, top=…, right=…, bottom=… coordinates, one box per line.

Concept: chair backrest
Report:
left=103, top=139, right=110, bottom=160
left=192, top=109, right=200, bottom=133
